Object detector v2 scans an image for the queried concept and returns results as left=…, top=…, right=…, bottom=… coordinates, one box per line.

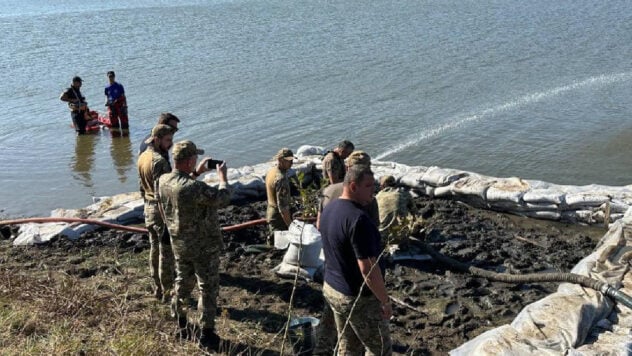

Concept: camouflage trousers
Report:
left=171, top=240, right=221, bottom=330
left=313, top=296, right=337, bottom=355
left=322, top=283, right=392, bottom=356
left=266, top=206, right=288, bottom=241
left=144, top=202, right=175, bottom=298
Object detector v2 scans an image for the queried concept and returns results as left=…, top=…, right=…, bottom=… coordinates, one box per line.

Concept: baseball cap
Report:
left=345, top=150, right=371, bottom=167
left=72, top=76, right=82, bottom=83
left=107, top=71, right=115, bottom=77
left=173, top=140, right=204, bottom=161
left=275, top=148, right=295, bottom=161
left=144, top=124, right=174, bottom=144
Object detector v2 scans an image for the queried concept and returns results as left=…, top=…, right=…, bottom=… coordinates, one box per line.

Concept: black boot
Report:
left=199, top=328, right=221, bottom=351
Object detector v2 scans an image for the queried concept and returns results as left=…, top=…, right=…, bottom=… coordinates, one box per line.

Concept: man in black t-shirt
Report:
left=320, top=165, right=392, bottom=355
left=60, top=76, right=89, bottom=134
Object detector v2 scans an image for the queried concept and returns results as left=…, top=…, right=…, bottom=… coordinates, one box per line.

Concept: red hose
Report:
left=0, top=216, right=270, bottom=234
left=0, top=214, right=320, bottom=235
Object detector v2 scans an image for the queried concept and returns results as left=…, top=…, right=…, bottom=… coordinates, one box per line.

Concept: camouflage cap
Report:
left=345, top=150, right=371, bottom=167
left=275, top=148, right=295, bottom=161
left=172, top=140, right=204, bottom=161
left=144, top=124, right=174, bottom=144
left=380, top=175, right=396, bottom=187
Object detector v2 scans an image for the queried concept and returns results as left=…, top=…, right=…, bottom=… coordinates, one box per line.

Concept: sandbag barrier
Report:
left=202, top=145, right=632, bottom=226
left=10, top=144, right=632, bottom=244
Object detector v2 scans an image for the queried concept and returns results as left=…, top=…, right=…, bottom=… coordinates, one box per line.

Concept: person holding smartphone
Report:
left=158, top=140, right=230, bottom=351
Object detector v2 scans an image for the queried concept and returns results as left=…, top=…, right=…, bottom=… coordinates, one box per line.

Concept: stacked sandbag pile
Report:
left=17, top=144, right=632, bottom=244
left=368, top=159, right=632, bottom=225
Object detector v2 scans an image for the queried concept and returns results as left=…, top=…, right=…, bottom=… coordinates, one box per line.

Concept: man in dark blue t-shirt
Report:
left=320, top=165, right=392, bottom=355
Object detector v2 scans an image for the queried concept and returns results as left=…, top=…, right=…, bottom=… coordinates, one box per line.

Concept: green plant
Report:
left=291, top=170, right=324, bottom=219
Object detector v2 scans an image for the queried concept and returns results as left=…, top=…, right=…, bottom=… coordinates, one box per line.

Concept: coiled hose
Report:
left=411, top=237, right=632, bottom=310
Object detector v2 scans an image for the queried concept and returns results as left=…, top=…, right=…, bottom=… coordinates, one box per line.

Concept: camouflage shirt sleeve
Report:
left=151, top=156, right=171, bottom=197
left=322, top=153, right=333, bottom=176
left=275, top=177, right=290, bottom=213
left=195, top=182, right=231, bottom=209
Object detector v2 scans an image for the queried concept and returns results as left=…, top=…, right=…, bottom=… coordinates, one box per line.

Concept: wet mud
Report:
left=1, top=196, right=604, bottom=354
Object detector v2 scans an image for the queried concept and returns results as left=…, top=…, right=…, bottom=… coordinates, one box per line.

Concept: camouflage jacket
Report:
left=158, top=170, right=231, bottom=247
left=375, top=186, right=417, bottom=231
left=137, top=145, right=171, bottom=202
left=265, top=165, right=291, bottom=213
left=322, top=151, right=345, bottom=184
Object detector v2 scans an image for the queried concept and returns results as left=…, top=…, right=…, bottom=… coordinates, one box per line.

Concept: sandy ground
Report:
left=0, top=196, right=605, bottom=354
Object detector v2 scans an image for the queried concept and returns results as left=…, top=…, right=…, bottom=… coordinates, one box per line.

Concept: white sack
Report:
left=486, top=177, right=529, bottom=203
left=296, top=145, right=325, bottom=157
left=281, top=221, right=324, bottom=268
left=421, top=167, right=469, bottom=187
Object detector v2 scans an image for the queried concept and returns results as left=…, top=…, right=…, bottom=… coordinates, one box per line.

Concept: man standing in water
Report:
left=320, top=165, right=392, bottom=355
left=104, top=71, right=129, bottom=130
left=137, top=124, right=176, bottom=302
left=265, top=148, right=295, bottom=239
left=159, top=140, right=230, bottom=350
left=60, top=76, right=89, bottom=135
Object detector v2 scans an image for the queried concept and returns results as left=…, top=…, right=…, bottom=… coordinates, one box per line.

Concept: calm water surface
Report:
left=1, top=0, right=631, bottom=216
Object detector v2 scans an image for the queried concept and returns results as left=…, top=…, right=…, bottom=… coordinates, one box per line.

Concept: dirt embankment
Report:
left=0, top=196, right=604, bottom=354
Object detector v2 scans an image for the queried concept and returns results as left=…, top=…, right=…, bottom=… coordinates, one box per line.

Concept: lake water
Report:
left=1, top=0, right=631, bottom=216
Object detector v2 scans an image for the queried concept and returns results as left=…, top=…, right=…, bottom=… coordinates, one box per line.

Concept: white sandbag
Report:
left=565, top=193, right=611, bottom=209
left=50, top=208, right=85, bottom=219
left=13, top=223, right=75, bottom=245
left=570, top=210, right=596, bottom=224
left=433, top=185, right=454, bottom=198
left=520, top=211, right=561, bottom=221
left=421, top=166, right=469, bottom=187
left=602, top=200, right=630, bottom=214
left=523, top=189, right=565, bottom=205
left=451, top=176, right=494, bottom=200
left=485, top=177, right=529, bottom=203
left=524, top=202, right=560, bottom=211
left=99, top=205, right=144, bottom=224
left=296, top=145, right=325, bottom=157
left=272, top=262, right=314, bottom=280
left=398, top=173, right=426, bottom=189
left=281, top=221, right=324, bottom=268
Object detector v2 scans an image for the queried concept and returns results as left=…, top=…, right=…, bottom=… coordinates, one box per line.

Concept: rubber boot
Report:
left=199, top=328, right=221, bottom=351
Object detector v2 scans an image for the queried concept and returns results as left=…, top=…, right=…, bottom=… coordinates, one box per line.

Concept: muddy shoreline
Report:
left=0, top=196, right=605, bottom=354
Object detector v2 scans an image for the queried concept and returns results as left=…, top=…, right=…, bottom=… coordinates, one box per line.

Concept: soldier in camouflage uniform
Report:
left=158, top=140, right=230, bottom=350
left=322, top=140, right=354, bottom=184
left=137, top=124, right=176, bottom=302
left=376, top=175, right=419, bottom=245
left=265, top=148, right=295, bottom=235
